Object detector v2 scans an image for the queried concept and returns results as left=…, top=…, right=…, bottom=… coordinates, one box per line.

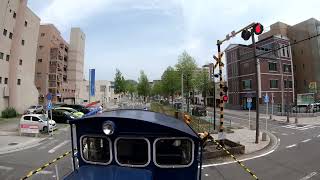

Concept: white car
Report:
left=24, top=105, right=44, bottom=114
left=20, top=114, right=57, bottom=132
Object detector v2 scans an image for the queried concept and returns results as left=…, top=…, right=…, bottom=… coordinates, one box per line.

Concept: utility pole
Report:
left=181, top=72, right=184, bottom=111
left=213, top=66, right=216, bottom=130
left=286, top=72, right=290, bottom=123
left=251, top=30, right=260, bottom=144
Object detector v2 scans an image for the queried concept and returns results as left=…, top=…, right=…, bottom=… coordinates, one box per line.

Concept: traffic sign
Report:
left=264, top=95, right=269, bottom=103
left=46, top=93, right=52, bottom=101
left=247, top=102, right=252, bottom=109
left=247, top=97, right=252, bottom=103
left=47, top=100, right=52, bottom=110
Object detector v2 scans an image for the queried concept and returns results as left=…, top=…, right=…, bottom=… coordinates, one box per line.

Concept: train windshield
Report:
left=81, top=137, right=111, bottom=164
left=116, top=138, right=150, bottom=166
left=155, top=138, right=193, bottom=167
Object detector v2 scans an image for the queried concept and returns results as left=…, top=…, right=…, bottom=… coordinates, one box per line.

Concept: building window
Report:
left=13, top=12, right=16, bottom=18
left=242, top=80, right=252, bottom=90
left=284, top=80, right=293, bottom=88
left=6, top=55, right=10, bottom=61
left=270, top=80, right=278, bottom=89
left=282, top=45, right=285, bottom=57
left=9, top=32, right=13, bottom=39
left=21, top=39, right=25, bottom=45
left=17, top=79, right=21, bottom=85
left=19, top=59, right=22, bottom=65
left=286, top=48, right=290, bottom=57
left=0, top=77, right=2, bottom=84
left=4, top=78, right=8, bottom=84
left=24, top=21, right=28, bottom=27
left=268, top=62, right=277, bottom=71
left=283, top=64, right=291, bottom=72
left=0, top=52, right=3, bottom=59
left=3, top=29, right=7, bottom=36
left=41, top=33, right=45, bottom=37
left=38, top=59, right=42, bottom=63
left=39, top=45, right=43, bottom=49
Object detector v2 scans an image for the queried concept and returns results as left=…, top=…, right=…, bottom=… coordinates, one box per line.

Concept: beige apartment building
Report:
left=0, top=0, right=40, bottom=113
left=259, top=18, right=320, bottom=100
left=35, top=25, right=85, bottom=104
left=78, top=80, right=117, bottom=105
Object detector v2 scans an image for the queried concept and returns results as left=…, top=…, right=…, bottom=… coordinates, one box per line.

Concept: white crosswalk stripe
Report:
left=281, top=124, right=318, bottom=131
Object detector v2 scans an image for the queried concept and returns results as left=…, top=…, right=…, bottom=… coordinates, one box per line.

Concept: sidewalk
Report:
left=211, top=128, right=270, bottom=154
left=0, top=117, right=46, bottom=155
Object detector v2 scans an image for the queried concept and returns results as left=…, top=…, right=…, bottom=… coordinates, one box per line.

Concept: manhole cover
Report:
left=8, top=142, right=18, bottom=146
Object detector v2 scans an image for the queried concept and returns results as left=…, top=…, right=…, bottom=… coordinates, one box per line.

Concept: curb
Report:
left=202, top=131, right=279, bottom=166
left=0, top=138, right=46, bottom=155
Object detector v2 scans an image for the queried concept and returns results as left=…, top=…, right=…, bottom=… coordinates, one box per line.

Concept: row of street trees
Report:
left=113, top=51, right=212, bottom=108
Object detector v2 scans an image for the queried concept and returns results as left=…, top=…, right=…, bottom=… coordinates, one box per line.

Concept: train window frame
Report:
left=114, top=137, right=151, bottom=168
left=153, top=137, right=194, bottom=168
left=80, top=135, right=112, bottom=165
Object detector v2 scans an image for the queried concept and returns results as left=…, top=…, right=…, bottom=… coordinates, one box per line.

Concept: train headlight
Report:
left=102, top=121, right=115, bottom=135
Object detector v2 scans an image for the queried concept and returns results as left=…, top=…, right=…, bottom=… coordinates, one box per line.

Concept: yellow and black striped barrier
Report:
left=212, top=139, right=259, bottom=180
left=21, top=150, right=72, bottom=180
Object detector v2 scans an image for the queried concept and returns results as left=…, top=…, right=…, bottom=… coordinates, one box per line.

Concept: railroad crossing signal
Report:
left=241, top=23, right=264, bottom=41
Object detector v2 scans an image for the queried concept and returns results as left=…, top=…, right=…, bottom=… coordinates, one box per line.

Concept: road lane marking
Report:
left=300, top=172, right=317, bottom=180
left=38, top=139, right=59, bottom=150
left=48, top=140, right=69, bottom=153
left=0, top=166, right=13, bottom=171
left=286, top=144, right=297, bottom=148
left=281, top=133, right=288, bottom=136
left=302, top=139, right=311, bottom=143
left=37, top=170, right=53, bottom=175
left=317, top=134, right=320, bottom=137
left=205, top=174, right=209, bottom=176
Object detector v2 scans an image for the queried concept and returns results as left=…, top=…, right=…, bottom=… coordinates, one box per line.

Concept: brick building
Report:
left=226, top=35, right=295, bottom=112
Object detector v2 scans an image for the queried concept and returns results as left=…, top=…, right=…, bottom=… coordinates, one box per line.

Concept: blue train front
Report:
left=65, top=109, right=203, bottom=180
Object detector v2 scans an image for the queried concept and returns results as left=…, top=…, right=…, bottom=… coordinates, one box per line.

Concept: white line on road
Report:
left=38, top=139, right=59, bottom=150
left=281, top=133, right=288, bottom=136
left=317, top=134, right=320, bottom=138
left=286, top=144, right=297, bottom=148
left=205, top=174, right=209, bottom=176
left=48, top=140, right=69, bottom=153
left=302, top=139, right=311, bottom=143
left=0, top=166, right=13, bottom=171
left=37, top=170, right=53, bottom=175
left=300, top=172, right=317, bottom=180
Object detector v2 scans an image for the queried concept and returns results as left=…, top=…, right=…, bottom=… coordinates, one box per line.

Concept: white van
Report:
left=20, top=114, right=57, bottom=132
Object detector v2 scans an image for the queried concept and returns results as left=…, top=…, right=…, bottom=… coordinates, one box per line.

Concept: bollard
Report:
left=295, top=116, right=298, bottom=124
left=262, top=132, right=267, bottom=141
left=55, top=164, right=59, bottom=180
left=174, top=111, right=179, bottom=119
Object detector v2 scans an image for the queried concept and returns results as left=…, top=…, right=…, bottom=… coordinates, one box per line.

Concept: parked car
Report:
left=59, top=104, right=90, bottom=114
left=54, top=107, right=84, bottom=118
left=192, top=105, right=207, bottom=116
left=20, top=114, right=56, bottom=132
left=48, top=109, right=76, bottom=123
left=24, top=105, right=44, bottom=114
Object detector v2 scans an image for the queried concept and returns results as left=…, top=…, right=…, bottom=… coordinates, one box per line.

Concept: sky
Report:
left=27, top=0, right=320, bottom=81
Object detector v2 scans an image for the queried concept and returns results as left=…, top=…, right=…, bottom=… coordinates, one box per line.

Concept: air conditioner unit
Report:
left=3, top=87, right=9, bottom=97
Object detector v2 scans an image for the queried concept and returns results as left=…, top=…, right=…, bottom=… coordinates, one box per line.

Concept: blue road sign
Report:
left=89, top=69, right=95, bottom=96
left=264, top=94, right=269, bottom=103
left=247, top=102, right=252, bottom=109
left=46, top=93, right=52, bottom=101
left=47, top=100, right=52, bottom=110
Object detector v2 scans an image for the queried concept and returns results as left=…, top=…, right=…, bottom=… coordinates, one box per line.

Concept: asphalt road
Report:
left=0, top=106, right=319, bottom=180
left=202, top=110, right=320, bottom=180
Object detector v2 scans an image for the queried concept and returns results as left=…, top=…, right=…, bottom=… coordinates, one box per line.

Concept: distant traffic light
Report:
left=253, top=23, right=264, bottom=35
left=241, top=29, right=251, bottom=40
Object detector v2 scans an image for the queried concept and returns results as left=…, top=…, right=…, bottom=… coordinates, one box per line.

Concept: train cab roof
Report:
left=69, top=109, right=199, bottom=139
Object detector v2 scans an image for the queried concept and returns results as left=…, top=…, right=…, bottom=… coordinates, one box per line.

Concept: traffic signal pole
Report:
left=217, top=42, right=225, bottom=146
left=251, top=31, right=260, bottom=144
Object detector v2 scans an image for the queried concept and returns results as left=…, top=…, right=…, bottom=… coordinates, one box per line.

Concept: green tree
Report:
left=175, top=51, right=197, bottom=112
left=151, top=81, right=163, bottom=97
left=114, top=69, right=126, bottom=94
left=137, top=71, right=150, bottom=102
left=161, top=66, right=180, bottom=104
left=193, top=69, right=211, bottom=107
left=126, top=80, right=137, bottom=99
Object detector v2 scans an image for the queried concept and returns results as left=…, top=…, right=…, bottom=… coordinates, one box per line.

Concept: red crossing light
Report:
left=253, top=23, right=264, bottom=35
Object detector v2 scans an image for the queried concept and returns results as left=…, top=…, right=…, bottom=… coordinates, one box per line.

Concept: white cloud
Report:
left=38, top=0, right=111, bottom=31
